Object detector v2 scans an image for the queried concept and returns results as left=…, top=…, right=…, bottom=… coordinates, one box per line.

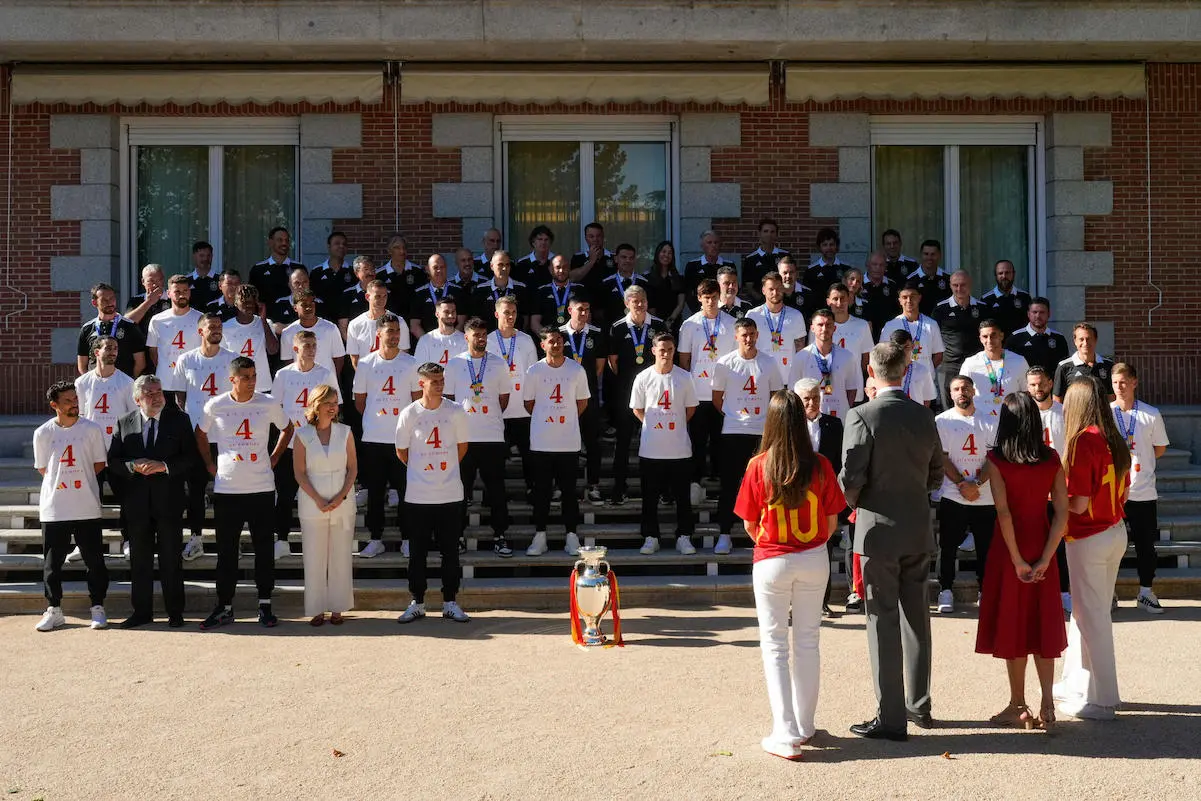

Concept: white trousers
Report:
left=752, top=546, right=827, bottom=741
left=301, top=514, right=356, bottom=617
left=1060, top=521, right=1127, bottom=708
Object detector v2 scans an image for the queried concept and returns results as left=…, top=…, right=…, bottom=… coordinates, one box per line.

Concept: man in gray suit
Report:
left=840, top=342, right=943, bottom=741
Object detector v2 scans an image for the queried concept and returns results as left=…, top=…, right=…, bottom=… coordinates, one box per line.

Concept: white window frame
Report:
left=493, top=114, right=680, bottom=256
left=869, top=115, right=1047, bottom=296
left=119, top=117, right=301, bottom=301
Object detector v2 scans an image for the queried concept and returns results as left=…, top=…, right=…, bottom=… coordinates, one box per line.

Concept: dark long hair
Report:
left=652, top=241, right=678, bottom=277
left=991, top=391, right=1056, bottom=465
left=757, top=390, right=818, bottom=508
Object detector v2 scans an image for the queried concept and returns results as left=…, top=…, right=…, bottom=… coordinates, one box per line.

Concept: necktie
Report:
left=146, top=417, right=157, bottom=451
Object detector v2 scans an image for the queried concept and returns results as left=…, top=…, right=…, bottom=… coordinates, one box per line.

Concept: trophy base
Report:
left=580, top=625, right=607, bottom=647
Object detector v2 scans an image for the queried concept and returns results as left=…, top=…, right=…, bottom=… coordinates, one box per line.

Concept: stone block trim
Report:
left=430, top=114, right=496, bottom=247
left=1047, top=251, right=1114, bottom=287
left=301, top=184, right=363, bottom=221
left=1048, top=112, right=1112, bottom=149
left=1048, top=180, right=1113, bottom=217
left=300, top=114, right=362, bottom=148
left=679, top=113, right=741, bottom=148
left=50, top=184, right=117, bottom=222
left=807, top=113, right=871, bottom=268
left=431, top=114, right=493, bottom=148
left=49, top=256, right=113, bottom=292
left=680, top=146, right=711, bottom=183
left=678, top=113, right=741, bottom=261
left=680, top=182, right=741, bottom=220
left=51, top=328, right=80, bottom=365
left=299, top=114, right=365, bottom=265
left=433, top=183, right=493, bottom=219
left=808, top=113, right=869, bottom=148
left=49, top=115, right=119, bottom=150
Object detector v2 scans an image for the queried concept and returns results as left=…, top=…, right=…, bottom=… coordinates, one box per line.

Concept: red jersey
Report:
left=735, top=452, right=846, bottom=561
left=1065, top=426, right=1130, bottom=541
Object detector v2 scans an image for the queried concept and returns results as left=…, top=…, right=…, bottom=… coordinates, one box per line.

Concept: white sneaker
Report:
left=182, top=534, right=204, bottom=561
left=397, top=600, right=426, bottom=624
left=761, top=735, right=803, bottom=762
left=1137, top=591, right=1165, bottom=615
left=273, top=539, right=291, bottom=560
left=639, top=537, right=660, bottom=555
left=526, top=532, right=548, bottom=556
left=960, top=533, right=976, bottom=552
left=65, top=546, right=83, bottom=564
left=689, top=482, right=706, bottom=505
left=401, top=539, right=410, bottom=558
left=552, top=488, right=562, bottom=502
left=839, top=528, right=851, bottom=551
left=564, top=532, right=581, bottom=556
left=714, top=534, right=733, bottom=555
left=587, top=485, right=604, bottom=506
left=89, top=604, right=108, bottom=630
left=1061, top=592, right=1072, bottom=615
left=676, top=535, right=697, bottom=555
left=122, top=541, right=131, bottom=559
left=35, top=606, right=65, bottom=632
left=355, top=488, right=368, bottom=505
left=359, top=539, right=386, bottom=558
left=387, top=489, right=399, bottom=506
left=442, top=601, right=471, bottom=622
left=937, top=589, right=954, bottom=613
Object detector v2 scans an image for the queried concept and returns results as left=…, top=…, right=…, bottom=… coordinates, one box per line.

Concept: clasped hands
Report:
left=1012, top=557, right=1052, bottom=584
left=132, top=458, right=167, bottom=475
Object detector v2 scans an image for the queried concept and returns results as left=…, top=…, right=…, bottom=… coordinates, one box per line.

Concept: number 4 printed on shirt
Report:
left=171, top=330, right=186, bottom=350
left=426, top=426, right=442, bottom=449
left=202, top=374, right=219, bottom=396
left=235, top=419, right=253, bottom=440
left=549, top=384, right=563, bottom=404
left=59, top=444, right=76, bottom=467
left=381, top=376, right=397, bottom=396
left=658, top=390, right=672, bottom=410
left=240, top=340, right=255, bottom=359
left=94, top=393, right=110, bottom=414
left=742, top=375, right=758, bottom=394
left=962, top=434, right=978, bottom=456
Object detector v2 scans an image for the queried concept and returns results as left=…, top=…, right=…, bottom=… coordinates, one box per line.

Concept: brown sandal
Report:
left=330, top=613, right=344, bottom=625
left=989, top=703, right=1030, bottom=727
left=1035, top=704, right=1057, bottom=734
left=309, top=614, right=326, bottom=627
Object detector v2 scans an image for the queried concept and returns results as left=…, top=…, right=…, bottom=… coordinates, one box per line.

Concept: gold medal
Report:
left=635, top=356, right=644, bottom=365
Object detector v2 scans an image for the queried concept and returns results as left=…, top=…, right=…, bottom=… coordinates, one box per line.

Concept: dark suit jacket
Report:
left=108, top=405, right=199, bottom=518
left=814, top=413, right=843, bottom=475
left=839, top=389, right=943, bottom=559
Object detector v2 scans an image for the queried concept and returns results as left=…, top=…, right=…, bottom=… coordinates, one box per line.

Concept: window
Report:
left=498, top=117, right=677, bottom=264
left=871, top=118, right=1043, bottom=294
left=125, top=119, right=299, bottom=287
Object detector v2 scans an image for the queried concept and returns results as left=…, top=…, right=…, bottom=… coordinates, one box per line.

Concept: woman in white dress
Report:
left=293, top=384, right=358, bottom=625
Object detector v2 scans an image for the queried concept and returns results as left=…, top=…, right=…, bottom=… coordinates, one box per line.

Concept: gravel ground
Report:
left=1, top=601, right=1198, bottom=801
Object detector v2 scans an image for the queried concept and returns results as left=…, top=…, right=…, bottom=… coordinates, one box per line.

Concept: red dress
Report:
left=975, top=451, right=1068, bottom=660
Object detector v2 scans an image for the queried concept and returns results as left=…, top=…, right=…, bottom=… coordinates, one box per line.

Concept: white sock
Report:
left=1139, top=586, right=1152, bottom=596
left=258, top=599, right=270, bottom=606
left=223, top=605, right=233, bottom=612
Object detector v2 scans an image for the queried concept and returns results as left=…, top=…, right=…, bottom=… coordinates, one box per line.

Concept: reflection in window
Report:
left=594, top=142, right=667, bottom=264
left=137, top=146, right=209, bottom=272
left=507, top=142, right=581, bottom=258
left=223, top=146, right=296, bottom=271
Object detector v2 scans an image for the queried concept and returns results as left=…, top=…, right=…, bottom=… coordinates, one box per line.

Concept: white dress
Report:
left=296, top=423, right=355, bottom=524
left=296, top=422, right=355, bottom=616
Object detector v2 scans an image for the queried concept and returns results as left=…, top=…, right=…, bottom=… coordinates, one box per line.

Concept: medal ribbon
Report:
left=766, top=307, right=785, bottom=345
left=427, top=282, right=445, bottom=306
left=814, top=346, right=834, bottom=384
left=1114, top=401, right=1138, bottom=449
left=983, top=357, right=1006, bottom=397
left=466, top=352, right=488, bottom=396
left=570, top=327, right=588, bottom=364
left=95, top=313, right=121, bottom=337
left=495, top=331, right=516, bottom=371
left=629, top=320, right=648, bottom=362
left=551, top=282, right=570, bottom=318
left=903, top=362, right=914, bottom=396
left=902, top=316, right=922, bottom=352
left=702, top=315, right=721, bottom=355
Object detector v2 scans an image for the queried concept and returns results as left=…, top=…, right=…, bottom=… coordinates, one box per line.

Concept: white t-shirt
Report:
left=352, top=350, right=420, bottom=444
left=630, top=366, right=698, bottom=460
left=711, top=351, right=786, bottom=435
left=174, top=347, right=237, bottom=426
left=677, top=310, right=737, bottom=402
left=345, top=311, right=411, bottom=359
left=395, top=400, right=469, bottom=504
left=902, top=360, right=938, bottom=405
left=487, top=329, right=539, bottom=420
left=1039, top=401, right=1066, bottom=458
left=33, top=418, right=107, bottom=522
left=199, top=392, right=290, bottom=495
left=444, top=351, right=509, bottom=443
left=271, top=362, right=337, bottom=448
left=880, top=314, right=945, bottom=369
left=220, top=316, right=272, bottom=383
left=146, top=308, right=204, bottom=390
left=414, top=329, right=468, bottom=368
left=74, top=369, right=136, bottom=447
left=745, top=304, right=807, bottom=383
left=524, top=358, right=591, bottom=452
left=832, top=314, right=873, bottom=363
left=789, top=343, right=864, bottom=420
left=959, top=350, right=1031, bottom=417
left=279, top=318, right=346, bottom=377
left=936, top=408, right=998, bottom=506
left=1111, top=400, right=1170, bottom=502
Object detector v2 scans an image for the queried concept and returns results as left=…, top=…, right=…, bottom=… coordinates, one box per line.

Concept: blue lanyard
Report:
left=629, top=321, right=648, bottom=350
left=570, top=327, right=588, bottom=362
left=495, top=330, right=516, bottom=370
left=95, top=314, right=121, bottom=337
left=902, top=316, right=922, bottom=348
left=765, top=308, right=784, bottom=337
left=1114, top=401, right=1138, bottom=448
left=427, top=282, right=445, bottom=305
left=551, top=282, right=570, bottom=310
left=702, top=315, right=721, bottom=352
left=983, top=356, right=1006, bottom=397
left=903, top=363, right=914, bottom=396
left=466, top=352, right=488, bottom=395
left=813, top=346, right=833, bottom=378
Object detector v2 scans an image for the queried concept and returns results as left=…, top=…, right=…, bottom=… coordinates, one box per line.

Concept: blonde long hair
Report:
left=757, top=390, right=817, bottom=508
left=1063, top=377, right=1131, bottom=486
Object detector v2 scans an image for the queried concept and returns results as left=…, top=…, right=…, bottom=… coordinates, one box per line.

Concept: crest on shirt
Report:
left=937, top=279, right=946, bottom=289
left=1048, top=338, right=1056, bottom=348
left=406, top=273, right=416, bottom=285
left=209, top=281, right=219, bottom=292
left=1015, top=298, right=1024, bottom=309
left=1099, top=367, right=1109, bottom=379
left=971, top=307, right=979, bottom=318
left=116, top=329, right=125, bottom=339
left=586, top=337, right=595, bottom=349
left=883, top=287, right=891, bottom=296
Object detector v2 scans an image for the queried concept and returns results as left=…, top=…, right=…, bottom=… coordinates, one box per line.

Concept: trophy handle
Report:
left=598, top=560, right=611, bottom=575
left=573, top=559, right=586, bottom=573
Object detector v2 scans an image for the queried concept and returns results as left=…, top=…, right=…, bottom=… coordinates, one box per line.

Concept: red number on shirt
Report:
left=171, top=330, right=186, bottom=350
left=201, top=374, right=219, bottom=396
left=425, top=426, right=442, bottom=449
left=94, top=393, right=109, bottom=414
left=962, top=434, right=978, bottom=456
left=295, top=387, right=310, bottom=408
left=370, top=334, right=380, bottom=353
left=235, top=419, right=253, bottom=440
left=549, top=383, right=563, bottom=403
left=1043, top=426, right=1052, bottom=447
left=381, top=376, right=396, bottom=396
left=658, top=390, right=672, bottom=410
left=59, top=444, right=76, bottom=467
left=240, top=339, right=255, bottom=358
left=439, top=350, right=449, bottom=365
left=742, top=375, right=758, bottom=394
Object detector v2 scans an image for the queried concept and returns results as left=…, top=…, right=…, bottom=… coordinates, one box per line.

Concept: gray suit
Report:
left=840, top=388, right=943, bottom=729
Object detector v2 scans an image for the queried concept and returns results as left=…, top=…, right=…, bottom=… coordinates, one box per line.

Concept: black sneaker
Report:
left=608, top=493, right=628, bottom=507
left=258, top=603, right=278, bottom=628
left=493, top=537, right=513, bottom=558
left=200, top=605, right=234, bottom=630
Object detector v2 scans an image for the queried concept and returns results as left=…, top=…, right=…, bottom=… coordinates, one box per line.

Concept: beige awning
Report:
left=402, top=66, right=769, bottom=106
left=11, top=67, right=383, bottom=106
left=786, top=64, right=1146, bottom=102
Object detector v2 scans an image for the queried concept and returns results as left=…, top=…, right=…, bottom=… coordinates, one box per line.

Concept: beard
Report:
left=954, top=397, right=973, bottom=410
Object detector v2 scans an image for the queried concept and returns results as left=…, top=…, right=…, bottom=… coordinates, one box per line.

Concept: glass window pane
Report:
left=223, top=145, right=296, bottom=271
left=959, top=146, right=1030, bottom=291
left=874, top=146, right=944, bottom=258
left=136, top=146, right=209, bottom=274
left=593, top=142, right=667, bottom=265
left=506, top=142, right=581, bottom=259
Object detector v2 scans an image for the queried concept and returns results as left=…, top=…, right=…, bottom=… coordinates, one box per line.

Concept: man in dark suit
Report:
left=108, top=374, right=199, bottom=628
left=796, top=378, right=845, bottom=616
left=840, top=342, right=943, bottom=741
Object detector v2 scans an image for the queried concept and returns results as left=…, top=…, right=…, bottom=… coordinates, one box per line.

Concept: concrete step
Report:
left=1158, top=448, right=1194, bottom=472
left=0, top=457, right=38, bottom=484
left=0, top=415, right=44, bottom=459
left=1153, top=467, right=1201, bottom=494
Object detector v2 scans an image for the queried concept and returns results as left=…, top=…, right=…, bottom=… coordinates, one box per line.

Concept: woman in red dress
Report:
left=976, top=391, right=1069, bottom=732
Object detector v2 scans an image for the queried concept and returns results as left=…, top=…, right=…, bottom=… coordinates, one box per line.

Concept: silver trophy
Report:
left=572, top=545, right=615, bottom=647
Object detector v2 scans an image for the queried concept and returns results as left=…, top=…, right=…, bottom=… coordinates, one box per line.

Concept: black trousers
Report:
left=1124, top=499, right=1159, bottom=587
left=128, top=507, right=184, bottom=618
left=937, top=498, right=996, bottom=591
left=532, top=451, right=580, bottom=533
left=503, top=417, right=533, bottom=492
left=719, top=433, right=760, bottom=536
left=639, top=457, right=693, bottom=538
left=611, top=391, right=639, bottom=498
left=688, top=400, right=723, bottom=482
left=578, top=399, right=603, bottom=486
left=461, top=441, right=509, bottom=537
left=213, top=491, right=275, bottom=606
left=273, top=448, right=298, bottom=541
left=406, top=501, right=463, bottom=603
left=360, top=441, right=407, bottom=540
left=42, top=519, right=107, bottom=607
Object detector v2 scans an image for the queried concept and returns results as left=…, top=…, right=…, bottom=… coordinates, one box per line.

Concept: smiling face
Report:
left=435, top=301, right=457, bottom=328
left=899, top=288, right=920, bottom=317
left=550, top=255, right=570, bottom=284
left=882, top=233, right=902, bottom=261
left=168, top=281, right=191, bottom=309
left=328, top=235, right=347, bottom=261
left=1027, top=371, right=1052, bottom=403
left=800, top=388, right=821, bottom=420
left=133, top=383, right=164, bottom=416
left=495, top=300, right=517, bottom=331
left=379, top=321, right=401, bottom=351
left=826, top=287, right=848, bottom=317
left=491, top=253, right=512, bottom=283
left=221, top=273, right=242, bottom=303
left=269, top=229, right=291, bottom=259
left=200, top=316, right=223, bottom=345
left=701, top=233, right=721, bottom=260
left=541, top=331, right=565, bottom=359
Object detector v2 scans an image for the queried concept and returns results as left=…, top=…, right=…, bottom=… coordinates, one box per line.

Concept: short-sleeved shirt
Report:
left=1053, top=354, right=1115, bottom=400
left=530, top=282, right=582, bottom=328
left=352, top=351, right=419, bottom=444
left=249, top=257, right=302, bottom=306
left=471, top=279, right=528, bottom=327
left=902, top=360, right=938, bottom=405
left=146, top=308, right=204, bottom=390
left=185, top=272, right=222, bottom=310
left=629, top=365, right=698, bottom=460
left=77, top=316, right=145, bottom=377
left=1040, top=402, right=1066, bottom=457
left=279, top=318, right=346, bottom=377
left=958, top=350, right=1031, bottom=417
left=220, top=316, right=272, bottom=383
left=859, top=279, right=900, bottom=340
left=125, top=293, right=172, bottom=342
left=174, top=347, right=237, bottom=426
left=908, top=267, right=952, bottom=315
left=345, top=311, right=411, bottom=360
left=789, top=344, right=864, bottom=420
left=803, top=259, right=850, bottom=302
left=413, top=329, right=468, bottom=368
left=395, top=400, right=469, bottom=505
left=310, top=261, right=357, bottom=311
left=735, top=453, right=846, bottom=561
left=720, top=298, right=753, bottom=320
left=599, top=272, right=650, bottom=325
left=270, top=362, right=337, bottom=448
left=831, top=314, right=873, bottom=365
left=1065, top=426, right=1130, bottom=539
left=678, top=311, right=737, bottom=402
left=980, top=286, right=1034, bottom=337
left=741, top=248, right=788, bottom=291
left=879, top=314, right=945, bottom=369
left=711, top=351, right=786, bottom=435
left=745, top=304, right=808, bottom=384
left=487, top=329, right=539, bottom=420
left=74, top=369, right=136, bottom=447
left=683, top=257, right=737, bottom=312
left=931, top=296, right=985, bottom=365
left=444, top=351, right=510, bottom=443
left=607, top=314, right=668, bottom=392
left=524, top=358, right=591, bottom=452
left=408, top=281, right=467, bottom=334
left=1111, top=401, right=1170, bottom=503
left=1006, top=325, right=1070, bottom=375
left=34, top=418, right=107, bottom=522
left=205, top=297, right=240, bottom=322
left=198, top=392, right=290, bottom=495
left=558, top=322, right=608, bottom=397
left=936, top=408, right=999, bottom=506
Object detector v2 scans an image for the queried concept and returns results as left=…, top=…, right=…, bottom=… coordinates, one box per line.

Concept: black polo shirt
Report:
left=409, top=281, right=466, bottom=334
left=249, top=258, right=301, bottom=305
left=205, top=297, right=240, bottom=322
left=186, top=271, right=222, bottom=310
left=858, top=278, right=899, bottom=341
left=607, top=314, right=668, bottom=396
left=470, top=279, right=528, bottom=329
left=909, top=268, right=952, bottom=316
left=931, top=296, right=985, bottom=365
left=645, top=270, right=685, bottom=323
left=1007, top=325, right=1071, bottom=376
left=567, top=249, right=615, bottom=297
left=310, top=261, right=357, bottom=311
left=885, top=257, right=918, bottom=286
left=598, top=272, right=650, bottom=328
left=802, top=260, right=849, bottom=303
left=125, top=293, right=172, bottom=341
left=269, top=294, right=330, bottom=328
left=684, top=258, right=737, bottom=312
left=76, top=316, right=145, bottom=376
left=980, top=286, right=1034, bottom=336
left=339, top=284, right=370, bottom=322
left=530, top=282, right=584, bottom=329
left=515, top=254, right=557, bottom=290
left=720, top=298, right=753, bottom=320
left=559, top=322, right=609, bottom=396
left=1053, top=354, right=1116, bottom=399
left=742, top=248, right=788, bottom=292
